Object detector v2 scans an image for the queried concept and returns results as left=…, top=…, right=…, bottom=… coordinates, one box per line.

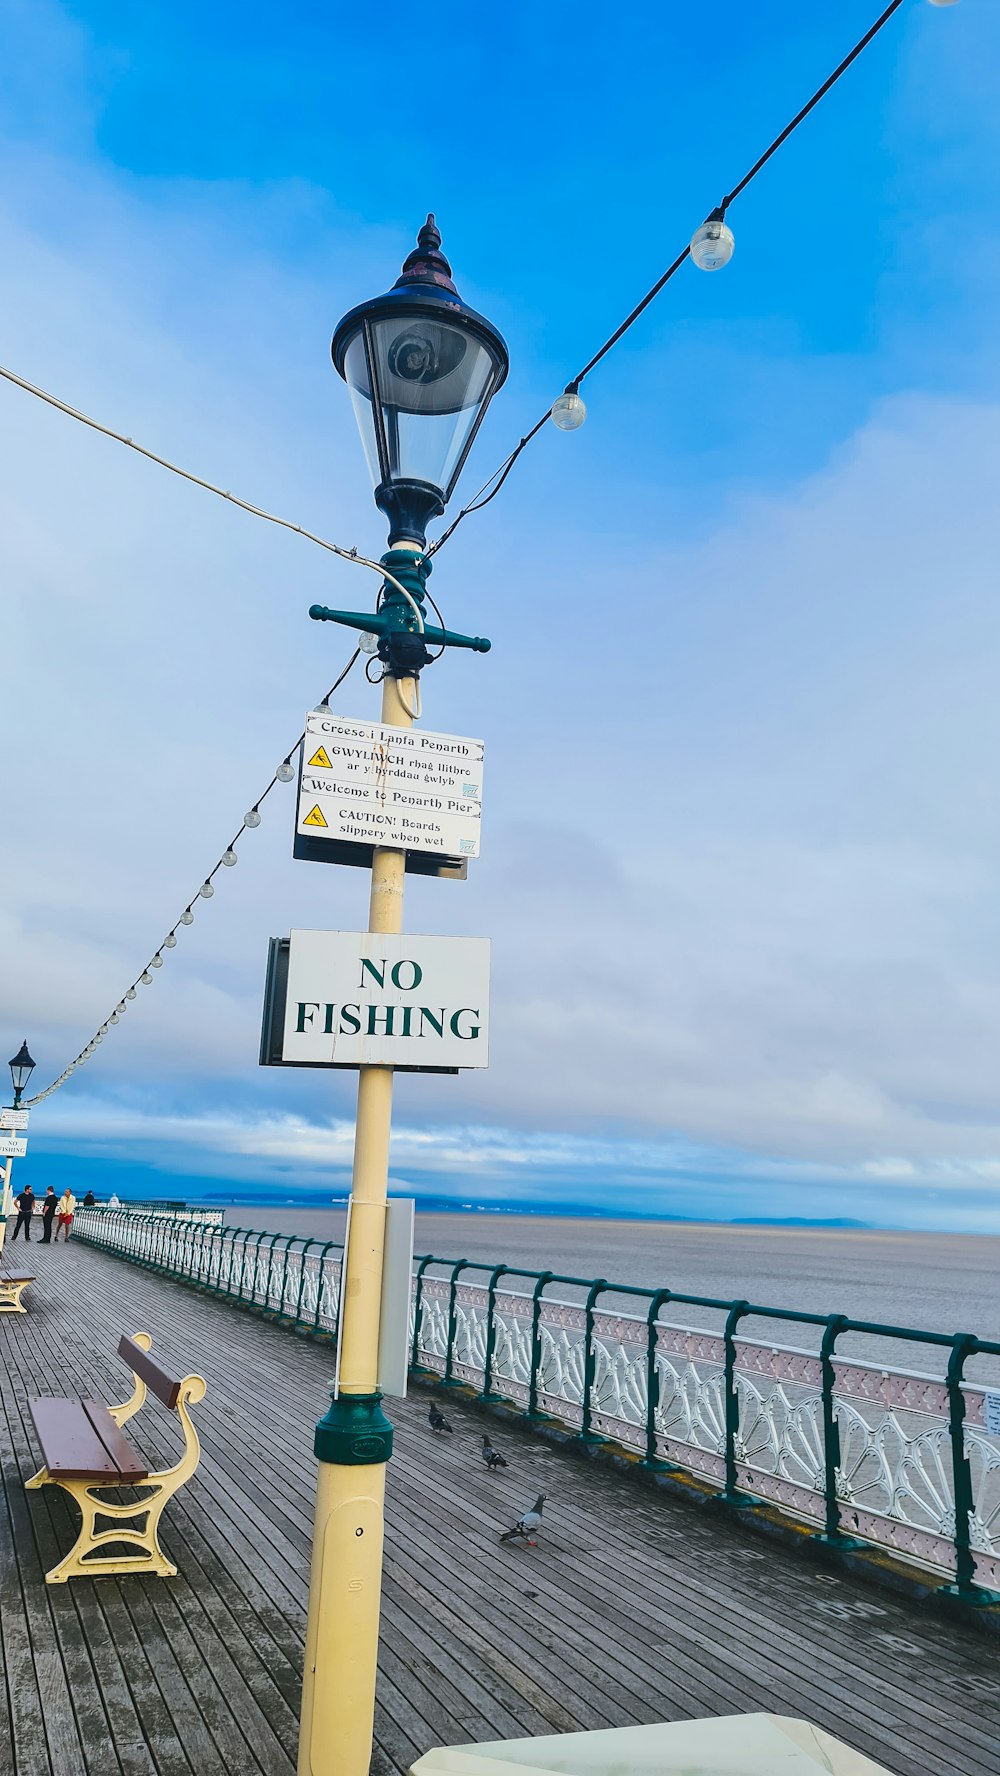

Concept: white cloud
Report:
left=3, top=10, right=1000, bottom=1229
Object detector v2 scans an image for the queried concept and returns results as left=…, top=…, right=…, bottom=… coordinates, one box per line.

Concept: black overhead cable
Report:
left=427, top=0, right=908, bottom=557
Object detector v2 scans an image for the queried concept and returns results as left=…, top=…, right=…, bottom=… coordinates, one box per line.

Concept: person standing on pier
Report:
left=55, top=1188, right=76, bottom=1242
left=40, top=1187, right=57, bottom=1243
left=11, top=1184, right=35, bottom=1240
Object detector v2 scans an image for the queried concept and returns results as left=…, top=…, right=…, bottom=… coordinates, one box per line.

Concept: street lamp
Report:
left=8, top=1041, right=35, bottom=1108
left=298, top=221, right=507, bottom=1776
left=332, top=213, right=508, bottom=548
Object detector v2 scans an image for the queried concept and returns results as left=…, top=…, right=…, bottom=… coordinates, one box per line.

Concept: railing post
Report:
left=479, top=1264, right=509, bottom=1402
left=443, top=1261, right=472, bottom=1386
left=527, top=1272, right=554, bottom=1419
left=312, top=1241, right=339, bottom=1335
left=719, top=1300, right=759, bottom=1507
left=643, top=1288, right=676, bottom=1470
left=410, top=1256, right=435, bottom=1374
left=277, top=1234, right=297, bottom=1317
left=294, top=1239, right=316, bottom=1328
left=579, top=1280, right=609, bottom=1443
left=817, top=1313, right=861, bottom=1547
left=261, top=1232, right=282, bottom=1311
left=941, top=1332, right=996, bottom=1603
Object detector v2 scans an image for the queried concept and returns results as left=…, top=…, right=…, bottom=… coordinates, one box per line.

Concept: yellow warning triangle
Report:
left=302, top=804, right=328, bottom=829
left=307, top=745, right=332, bottom=769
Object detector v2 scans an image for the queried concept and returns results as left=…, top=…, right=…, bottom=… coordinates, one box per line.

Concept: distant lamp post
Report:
left=331, top=213, right=509, bottom=548
left=8, top=1041, right=35, bottom=1108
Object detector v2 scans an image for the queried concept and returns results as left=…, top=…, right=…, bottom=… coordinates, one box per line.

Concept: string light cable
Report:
left=0, top=362, right=396, bottom=595
left=427, top=0, right=914, bottom=556
left=23, top=644, right=361, bottom=1107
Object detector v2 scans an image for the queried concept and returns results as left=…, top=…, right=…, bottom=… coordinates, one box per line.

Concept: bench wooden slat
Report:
left=29, top=1397, right=148, bottom=1482
left=0, top=1273, right=34, bottom=1283
left=118, top=1334, right=181, bottom=1410
left=82, top=1400, right=149, bottom=1482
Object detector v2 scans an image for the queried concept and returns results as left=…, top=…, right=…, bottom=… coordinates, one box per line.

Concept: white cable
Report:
left=22, top=646, right=363, bottom=1106
left=0, top=362, right=391, bottom=588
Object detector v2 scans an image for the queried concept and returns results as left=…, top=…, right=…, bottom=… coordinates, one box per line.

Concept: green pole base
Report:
left=813, top=1531, right=867, bottom=1552
left=314, top=1390, right=393, bottom=1465
left=715, top=1489, right=766, bottom=1510
left=936, top=1581, right=1000, bottom=1608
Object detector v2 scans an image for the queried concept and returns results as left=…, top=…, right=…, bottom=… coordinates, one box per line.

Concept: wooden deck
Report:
left=1, top=1243, right=998, bottom=1776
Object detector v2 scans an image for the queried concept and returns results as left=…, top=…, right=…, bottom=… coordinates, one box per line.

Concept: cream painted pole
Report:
left=297, top=552, right=418, bottom=1776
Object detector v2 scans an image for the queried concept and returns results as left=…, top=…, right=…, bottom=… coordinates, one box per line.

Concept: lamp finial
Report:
left=395, top=214, right=457, bottom=294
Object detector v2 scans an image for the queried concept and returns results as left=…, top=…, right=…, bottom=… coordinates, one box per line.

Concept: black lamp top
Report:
left=394, top=215, right=458, bottom=295
left=9, top=1040, right=34, bottom=1072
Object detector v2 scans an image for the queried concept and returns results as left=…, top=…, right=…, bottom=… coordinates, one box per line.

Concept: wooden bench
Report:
left=26, top=1331, right=206, bottom=1584
left=0, top=1270, right=34, bottom=1313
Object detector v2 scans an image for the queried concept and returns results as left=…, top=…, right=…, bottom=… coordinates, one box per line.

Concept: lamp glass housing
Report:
left=8, top=1041, right=35, bottom=1098
left=333, top=218, right=509, bottom=545
left=343, top=318, right=499, bottom=500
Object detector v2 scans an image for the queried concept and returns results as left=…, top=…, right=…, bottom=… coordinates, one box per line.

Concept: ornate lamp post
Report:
left=297, top=220, right=507, bottom=1776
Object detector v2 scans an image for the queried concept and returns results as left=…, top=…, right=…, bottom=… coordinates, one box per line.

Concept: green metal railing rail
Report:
left=74, top=1209, right=1000, bottom=1604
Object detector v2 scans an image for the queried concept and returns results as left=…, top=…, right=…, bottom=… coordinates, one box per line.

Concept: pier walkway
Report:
left=1, top=1243, right=998, bottom=1776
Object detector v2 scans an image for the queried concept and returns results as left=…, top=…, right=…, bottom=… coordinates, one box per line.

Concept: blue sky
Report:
left=4, top=0, right=1000, bottom=1229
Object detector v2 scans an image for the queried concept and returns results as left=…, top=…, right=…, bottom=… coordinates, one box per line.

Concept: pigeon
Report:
left=428, top=1402, right=453, bottom=1434
left=500, top=1494, right=545, bottom=1546
left=482, top=1435, right=508, bottom=1471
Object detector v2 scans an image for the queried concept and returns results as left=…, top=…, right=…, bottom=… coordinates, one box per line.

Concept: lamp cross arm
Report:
left=308, top=605, right=490, bottom=654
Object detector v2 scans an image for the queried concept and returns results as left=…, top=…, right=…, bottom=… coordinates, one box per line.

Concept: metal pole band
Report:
left=314, top=1391, right=394, bottom=1466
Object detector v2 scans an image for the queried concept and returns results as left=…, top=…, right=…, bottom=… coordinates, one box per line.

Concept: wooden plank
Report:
left=28, top=1397, right=121, bottom=1480
left=82, top=1401, right=150, bottom=1481
left=117, top=1337, right=180, bottom=1411
left=2, top=1236, right=997, bottom=1776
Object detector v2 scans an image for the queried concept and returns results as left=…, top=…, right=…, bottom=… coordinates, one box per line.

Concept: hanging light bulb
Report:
left=199, top=881, right=215, bottom=899
left=140, top=970, right=153, bottom=985
left=126, top=986, right=137, bottom=1000
left=222, top=849, right=238, bottom=867
left=151, top=953, right=164, bottom=968
left=690, top=211, right=735, bottom=270
left=110, top=1013, right=119, bottom=1025
left=181, top=908, right=195, bottom=925
left=359, top=632, right=380, bottom=656
left=163, top=933, right=177, bottom=949
left=927, top=1, right=958, bottom=6
left=551, top=389, right=586, bottom=431
left=95, top=1033, right=104, bottom=1043
left=244, top=808, right=262, bottom=828
left=116, top=1002, right=126, bottom=1014
left=276, top=760, right=295, bottom=783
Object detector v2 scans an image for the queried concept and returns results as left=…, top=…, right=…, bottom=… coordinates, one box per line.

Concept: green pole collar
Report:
left=314, top=1390, right=393, bottom=1466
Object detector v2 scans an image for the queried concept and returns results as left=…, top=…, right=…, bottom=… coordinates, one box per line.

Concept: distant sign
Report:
left=0, top=1109, right=28, bottom=1130
left=0, top=1136, right=27, bottom=1158
left=294, top=713, right=483, bottom=872
left=984, top=1390, right=1000, bottom=1438
left=260, top=929, right=490, bottom=1073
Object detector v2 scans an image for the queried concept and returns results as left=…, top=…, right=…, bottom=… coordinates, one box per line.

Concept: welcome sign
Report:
left=260, top=930, right=490, bottom=1073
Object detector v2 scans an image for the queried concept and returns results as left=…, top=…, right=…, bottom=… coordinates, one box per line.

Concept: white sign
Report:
left=281, top=929, right=490, bottom=1070
left=0, top=1136, right=27, bottom=1158
left=296, top=712, right=484, bottom=860
left=0, top=1108, right=28, bottom=1129
left=984, top=1390, right=1000, bottom=1438
left=378, top=1198, right=416, bottom=1399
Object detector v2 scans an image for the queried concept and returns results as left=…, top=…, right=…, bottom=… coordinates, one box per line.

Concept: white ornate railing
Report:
left=75, top=1211, right=1000, bottom=1601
